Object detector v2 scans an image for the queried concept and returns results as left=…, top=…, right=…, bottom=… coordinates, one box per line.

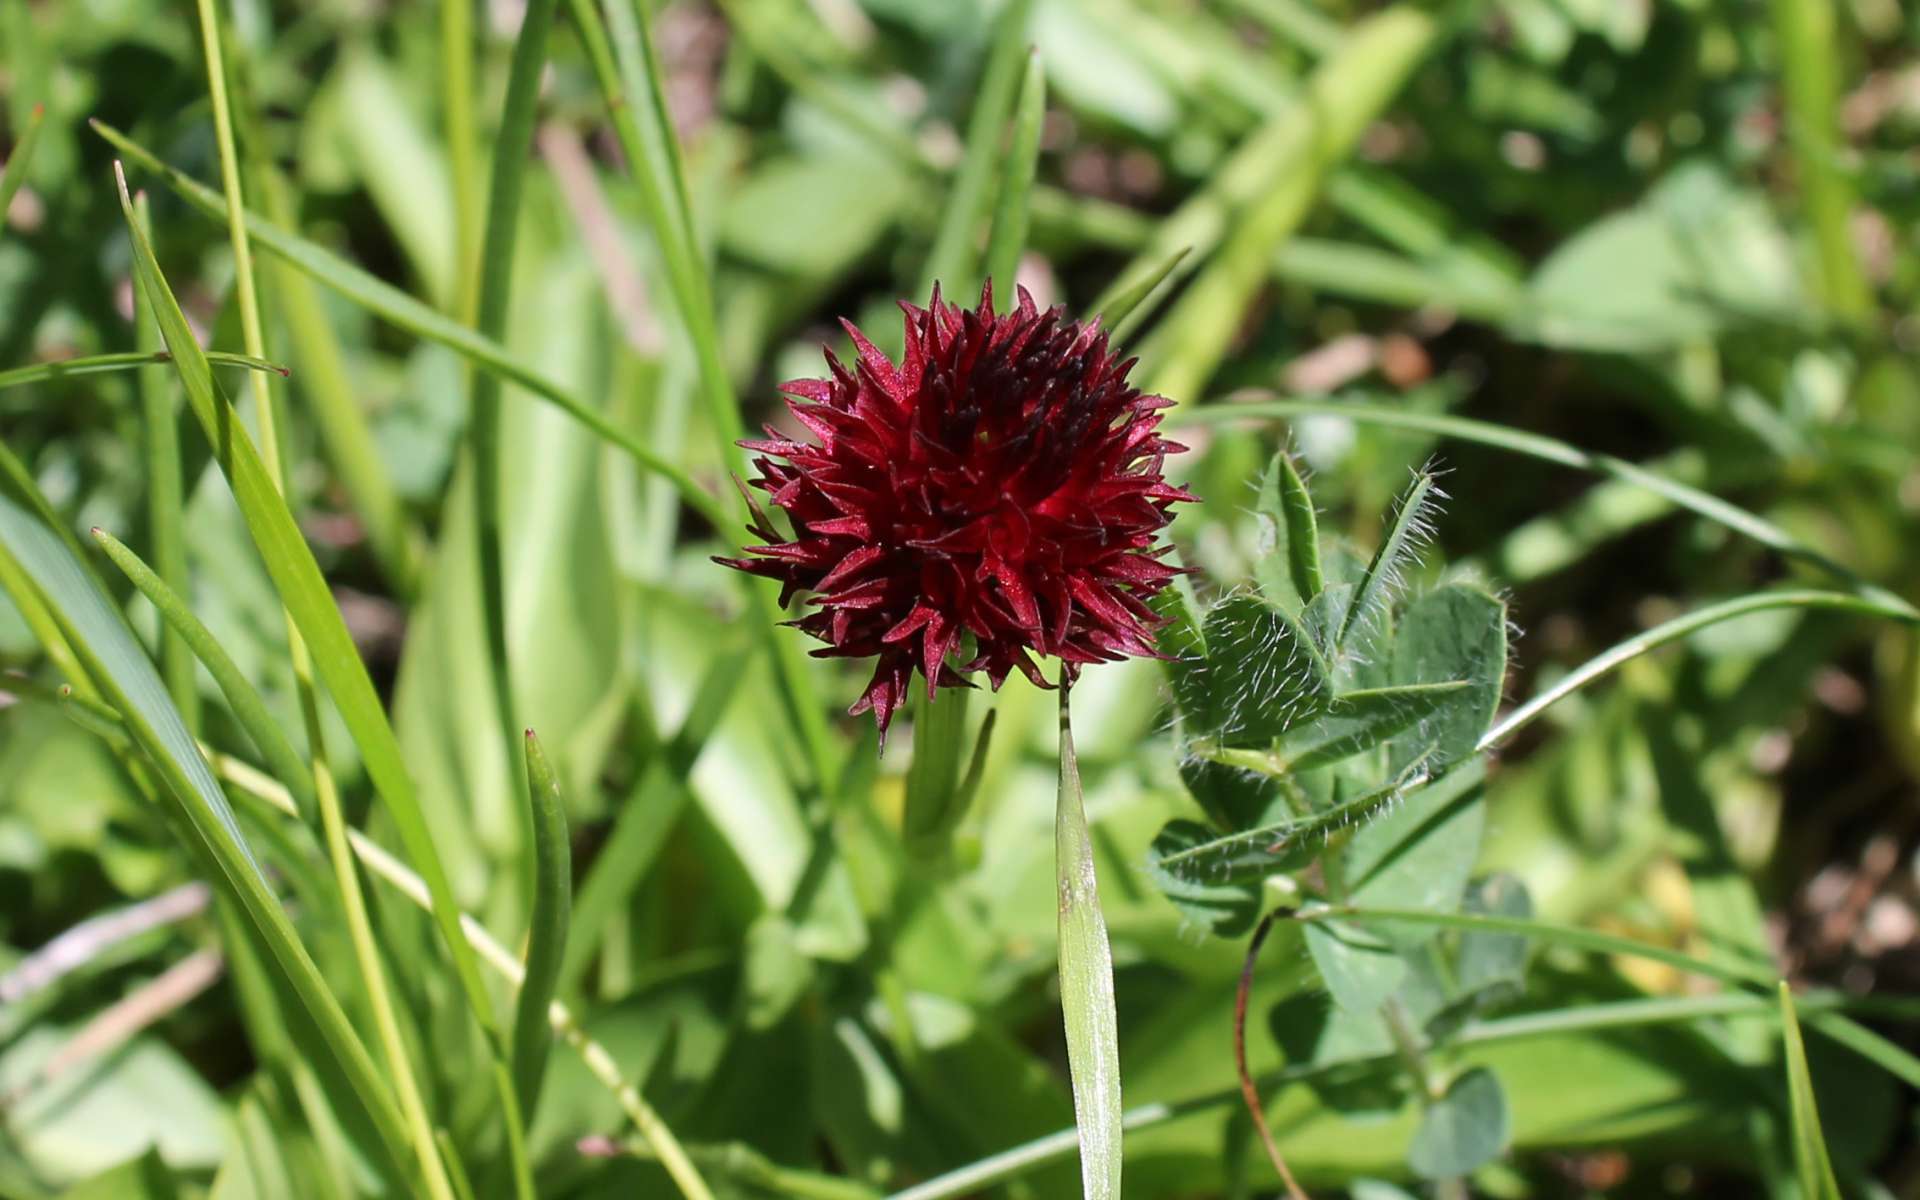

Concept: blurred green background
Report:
left=2, top=0, right=1919, bottom=1195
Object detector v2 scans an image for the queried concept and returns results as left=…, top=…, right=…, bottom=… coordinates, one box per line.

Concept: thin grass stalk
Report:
left=211, top=753, right=719, bottom=1200
left=511, top=730, right=572, bottom=1124
left=190, top=6, right=456, bottom=1195
left=132, top=195, right=198, bottom=732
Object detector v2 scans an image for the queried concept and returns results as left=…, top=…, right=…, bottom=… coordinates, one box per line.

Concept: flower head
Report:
left=718, top=282, right=1193, bottom=738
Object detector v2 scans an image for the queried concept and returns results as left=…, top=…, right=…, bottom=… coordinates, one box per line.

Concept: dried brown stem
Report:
left=1236, top=910, right=1310, bottom=1200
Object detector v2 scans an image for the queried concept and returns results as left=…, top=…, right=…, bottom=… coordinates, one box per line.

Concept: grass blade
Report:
left=1778, top=984, right=1844, bottom=1200
left=512, top=730, right=572, bottom=1124
left=1480, top=590, right=1917, bottom=750
left=92, top=529, right=314, bottom=818
left=468, top=0, right=563, bottom=818
left=0, top=492, right=413, bottom=1178
left=111, top=159, right=501, bottom=1060
left=919, top=0, right=1034, bottom=296
left=90, top=121, right=731, bottom=536
left=0, top=350, right=286, bottom=393
left=1056, top=685, right=1122, bottom=1199
left=1098, top=247, right=1191, bottom=347
left=0, top=102, right=45, bottom=234
left=131, top=193, right=198, bottom=732
left=1172, top=398, right=1920, bottom=619
left=981, top=50, right=1045, bottom=299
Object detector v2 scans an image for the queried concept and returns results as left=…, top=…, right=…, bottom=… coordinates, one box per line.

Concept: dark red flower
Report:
left=718, top=282, right=1193, bottom=738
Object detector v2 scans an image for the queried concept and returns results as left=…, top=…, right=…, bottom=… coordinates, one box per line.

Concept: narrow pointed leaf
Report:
left=1779, top=983, right=1844, bottom=1200
left=1255, top=450, right=1322, bottom=615
left=1057, top=690, right=1122, bottom=1199
left=982, top=51, right=1045, bottom=297
left=512, top=730, right=572, bottom=1124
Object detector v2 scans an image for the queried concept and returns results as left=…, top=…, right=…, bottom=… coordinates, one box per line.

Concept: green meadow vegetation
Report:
left=1, top=0, right=1918, bottom=1196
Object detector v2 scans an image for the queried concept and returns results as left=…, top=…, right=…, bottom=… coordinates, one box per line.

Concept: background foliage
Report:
left=2, top=0, right=1919, bottom=1196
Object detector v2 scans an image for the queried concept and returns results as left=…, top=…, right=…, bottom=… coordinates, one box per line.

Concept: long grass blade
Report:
left=1098, top=247, right=1191, bottom=346
left=1769, top=0, right=1872, bottom=318
left=1055, top=685, right=1123, bottom=1199
left=1778, top=984, right=1844, bottom=1200
left=981, top=51, right=1045, bottom=299
left=568, top=0, right=836, bottom=783
left=919, top=0, right=1034, bottom=296
left=1480, top=590, right=1917, bottom=750
left=131, top=194, right=198, bottom=732
left=112, top=159, right=501, bottom=1058
left=512, top=730, right=572, bottom=1124
left=0, top=351, right=286, bottom=393
left=468, top=0, right=563, bottom=825
left=92, top=529, right=314, bottom=816
left=1172, top=398, right=1920, bottom=619
left=91, top=121, right=731, bottom=535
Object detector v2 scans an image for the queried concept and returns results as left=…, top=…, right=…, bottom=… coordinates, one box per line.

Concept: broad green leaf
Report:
left=1453, top=874, right=1533, bottom=998
left=1343, top=763, right=1487, bottom=949
left=1303, top=918, right=1407, bottom=1015
left=1388, top=583, right=1507, bottom=770
left=1407, top=1067, right=1509, bottom=1179
left=1254, top=450, right=1322, bottom=616
left=1189, top=595, right=1333, bottom=747
left=1279, top=681, right=1468, bottom=770
left=1144, top=819, right=1268, bottom=936
left=1056, top=691, right=1122, bottom=1199
left=1779, top=984, right=1844, bottom=1200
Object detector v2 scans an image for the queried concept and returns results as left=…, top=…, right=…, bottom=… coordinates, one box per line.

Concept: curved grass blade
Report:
left=0, top=492, right=413, bottom=1176
left=91, top=121, right=731, bottom=536
left=1056, top=686, right=1122, bottom=1199
left=1480, top=590, right=1918, bottom=751
left=1171, top=398, right=1919, bottom=619
left=919, top=0, right=1034, bottom=296
left=92, top=529, right=314, bottom=817
left=112, top=160, right=501, bottom=1049
left=512, top=730, right=572, bottom=1124
left=0, top=103, right=46, bottom=234
left=981, top=50, right=1045, bottom=299
left=0, top=351, right=287, bottom=394
left=1779, top=984, right=1844, bottom=1200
